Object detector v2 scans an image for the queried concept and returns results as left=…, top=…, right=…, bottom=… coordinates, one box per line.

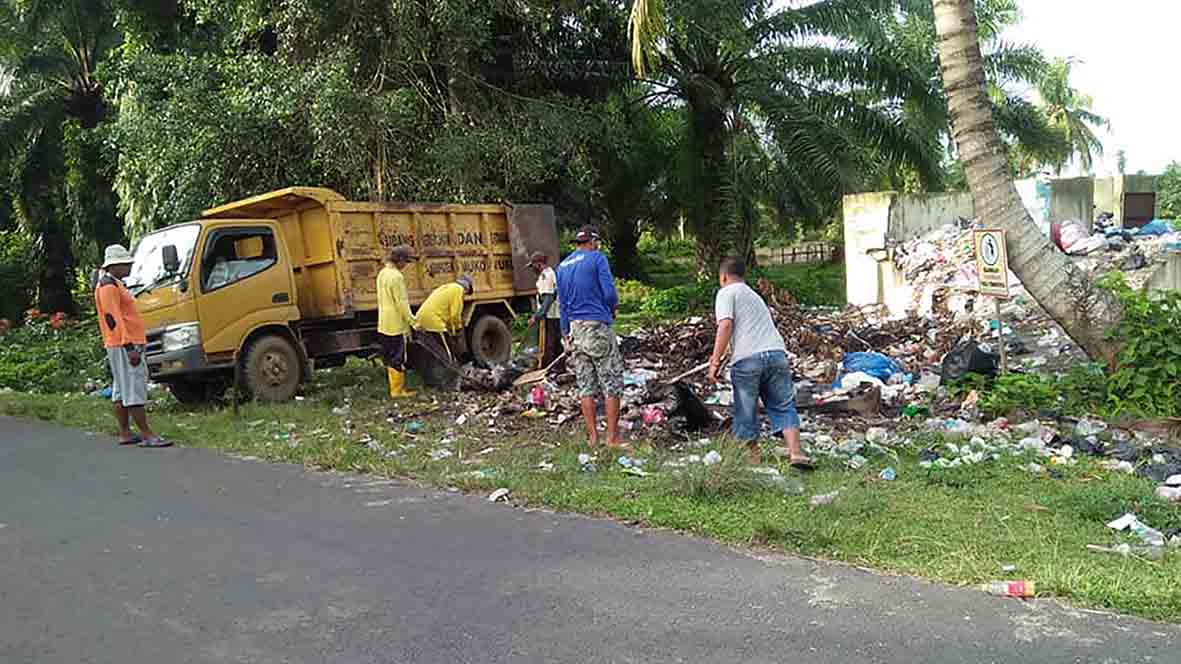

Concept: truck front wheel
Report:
left=468, top=315, right=512, bottom=367
left=243, top=334, right=302, bottom=401
left=167, top=379, right=226, bottom=405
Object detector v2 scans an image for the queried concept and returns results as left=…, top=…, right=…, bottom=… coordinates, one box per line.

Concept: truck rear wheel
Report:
left=243, top=334, right=302, bottom=401
left=468, top=315, right=512, bottom=367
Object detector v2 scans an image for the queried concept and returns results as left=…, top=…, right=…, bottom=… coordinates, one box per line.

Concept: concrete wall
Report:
left=1146, top=253, right=1181, bottom=293
left=843, top=191, right=974, bottom=313
left=1050, top=177, right=1095, bottom=227
left=1049, top=175, right=1160, bottom=226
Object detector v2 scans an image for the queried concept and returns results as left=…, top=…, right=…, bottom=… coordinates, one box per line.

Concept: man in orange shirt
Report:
left=95, top=245, right=169, bottom=448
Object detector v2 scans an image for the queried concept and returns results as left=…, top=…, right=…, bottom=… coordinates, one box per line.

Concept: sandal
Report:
left=117, top=436, right=142, bottom=446
left=138, top=437, right=173, bottom=448
left=789, top=456, right=816, bottom=471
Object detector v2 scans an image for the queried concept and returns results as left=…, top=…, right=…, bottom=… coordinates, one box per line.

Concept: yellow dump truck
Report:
left=127, top=187, right=559, bottom=402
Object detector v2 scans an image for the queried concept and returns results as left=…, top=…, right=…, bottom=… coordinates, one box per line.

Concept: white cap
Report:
left=102, top=244, right=134, bottom=269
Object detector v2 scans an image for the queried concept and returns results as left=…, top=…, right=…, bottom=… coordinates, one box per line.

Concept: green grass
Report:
left=4, top=358, right=1181, bottom=622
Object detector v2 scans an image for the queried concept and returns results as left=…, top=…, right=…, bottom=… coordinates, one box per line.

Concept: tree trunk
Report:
left=607, top=213, right=644, bottom=281
left=688, top=105, right=729, bottom=277
left=932, top=0, right=1122, bottom=365
left=37, top=218, right=77, bottom=316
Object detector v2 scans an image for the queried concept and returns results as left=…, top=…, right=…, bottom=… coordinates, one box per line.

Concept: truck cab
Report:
left=129, top=187, right=558, bottom=403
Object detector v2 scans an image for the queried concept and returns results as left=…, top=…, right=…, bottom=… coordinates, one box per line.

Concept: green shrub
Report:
left=755, top=263, right=845, bottom=307
left=1157, top=161, right=1181, bottom=219
left=638, top=233, right=695, bottom=259
left=973, top=275, right=1181, bottom=418
left=0, top=230, right=35, bottom=323
left=1100, top=273, right=1181, bottom=416
left=639, top=281, right=716, bottom=317
left=616, top=279, right=656, bottom=314
left=0, top=317, right=107, bottom=394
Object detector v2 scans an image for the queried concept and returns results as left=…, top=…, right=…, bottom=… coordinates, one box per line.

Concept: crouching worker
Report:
left=707, top=257, right=812, bottom=468
left=410, top=276, right=474, bottom=390
left=377, top=246, right=418, bottom=398
left=96, top=245, right=170, bottom=448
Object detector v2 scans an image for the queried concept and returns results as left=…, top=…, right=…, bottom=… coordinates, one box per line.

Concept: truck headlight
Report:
left=162, top=322, right=201, bottom=353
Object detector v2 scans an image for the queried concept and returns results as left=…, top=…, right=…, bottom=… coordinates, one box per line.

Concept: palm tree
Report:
left=931, top=0, right=1121, bottom=364
left=631, top=0, right=942, bottom=272
left=1038, top=57, right=1108, bottom=174
left=0, top=0, right=121, bottom=314
left=876, top=0, right=1067, bottom=185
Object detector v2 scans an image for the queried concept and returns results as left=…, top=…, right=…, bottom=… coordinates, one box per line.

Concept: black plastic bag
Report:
left=941, top=340, right=1000, bottom=382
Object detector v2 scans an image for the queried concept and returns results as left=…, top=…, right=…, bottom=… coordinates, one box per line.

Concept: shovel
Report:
left=513, top=352, right=566, bottom=387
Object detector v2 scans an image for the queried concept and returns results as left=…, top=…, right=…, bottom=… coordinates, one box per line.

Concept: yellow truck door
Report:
left=194, top=222, right=299, bottom=357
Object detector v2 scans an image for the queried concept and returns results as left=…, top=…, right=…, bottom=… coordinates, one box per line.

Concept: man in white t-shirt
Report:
left=707, top=257, right=812, bottom=467
left=527, top=252, right=562, bottom=369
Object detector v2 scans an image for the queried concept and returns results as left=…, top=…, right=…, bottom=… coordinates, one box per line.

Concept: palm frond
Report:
left=629, top=0, right=665, bottom=76
left=983, top=42, right=1048, bottom=85
left=753, top=45, right=943, bottom=126
left=751, top=0, right=901, bottom=45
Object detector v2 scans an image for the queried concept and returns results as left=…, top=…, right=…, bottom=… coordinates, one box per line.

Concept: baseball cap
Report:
left=574, top=226, right=601, bottom=244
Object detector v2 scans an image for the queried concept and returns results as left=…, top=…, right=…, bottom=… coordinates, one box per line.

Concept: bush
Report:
left=0, top=316, right=107, bottom=394
left=616, top=279, right=656, bottom=314
left=639, top=281, right=716, bottom=317
left=1157, top=161, right=1181, bottom=219
left=755, top=263, right=845, bottom=307
left=638, top=233, right=694, bottom=259
left=0, top=230, right=35, bottom=323
left=1100, top=273, right=1181, bottom=416
left=973, top=275, right=1181, bottom=418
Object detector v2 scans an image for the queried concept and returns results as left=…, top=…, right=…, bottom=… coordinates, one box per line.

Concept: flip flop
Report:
left=790, top=457, right=816, bottom=471
left=138, top=437, right=173, bottom=448
left=117, top=436, right=142, bottom=446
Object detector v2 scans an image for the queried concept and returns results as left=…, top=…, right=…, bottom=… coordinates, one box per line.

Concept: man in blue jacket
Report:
left=556, top=226, right=624, bottom=448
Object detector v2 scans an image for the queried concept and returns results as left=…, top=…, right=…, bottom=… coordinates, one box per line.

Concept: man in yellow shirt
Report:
left=410, top=276, right=474, bottom=390
left=377, top=245, right=418, bottom=398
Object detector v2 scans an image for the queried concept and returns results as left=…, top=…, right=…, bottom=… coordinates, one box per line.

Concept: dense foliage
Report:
left=1, top=0, right=1107, bottom=316
left=0, top=314, right=106, bottom=393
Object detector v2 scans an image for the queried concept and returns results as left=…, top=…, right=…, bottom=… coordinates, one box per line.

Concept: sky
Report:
left=1002, top=1, right=1175, bottom=176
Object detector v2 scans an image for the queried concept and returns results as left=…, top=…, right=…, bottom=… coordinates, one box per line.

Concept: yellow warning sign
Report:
left=974, top=229, right=1010, bottom=298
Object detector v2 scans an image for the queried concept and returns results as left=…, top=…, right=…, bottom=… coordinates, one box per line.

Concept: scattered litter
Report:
left=809, top=490, right=840, bottom=507
left=430, top=449, right=454, bottom=461
left=488, top=488, right=511, bottom=502
left=847, top=454, right=868, bottom=470
left=1001, top=564, right=1018, bottom=573
left=981, top=580, right=1035, bottom=598
left=1087, top=543, right=1165, bottom=560
left=702, top=450, right=723, bottom=466
left=879, top=467, right=897, bottom=481
left=405, top=421, right=425, bottom=434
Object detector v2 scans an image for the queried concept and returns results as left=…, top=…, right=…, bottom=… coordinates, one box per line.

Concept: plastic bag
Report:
left=834, top=352, right=903, bottom=388
left=940, top=340, right=999, bottom=382
left=1137, top=220, right=1174, bottom=236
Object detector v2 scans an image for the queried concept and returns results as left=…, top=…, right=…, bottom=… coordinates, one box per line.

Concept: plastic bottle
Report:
left=981, top=580, right=1036, bottom=598
left=530, top=384, right=546, bottom=407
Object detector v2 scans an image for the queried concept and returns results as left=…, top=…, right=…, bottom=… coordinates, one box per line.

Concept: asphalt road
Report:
left=1, top=416, right=1177, bottom=664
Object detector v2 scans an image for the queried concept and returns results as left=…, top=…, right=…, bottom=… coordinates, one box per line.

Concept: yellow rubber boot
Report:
left=387, top=368, right=416, bottom=398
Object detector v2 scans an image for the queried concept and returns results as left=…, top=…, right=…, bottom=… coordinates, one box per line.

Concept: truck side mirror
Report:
left=162, top=245, right=180, bottom=274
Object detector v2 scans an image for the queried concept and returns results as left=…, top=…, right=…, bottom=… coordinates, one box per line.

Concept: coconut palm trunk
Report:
left=932, top=0, right=1122, bottom=365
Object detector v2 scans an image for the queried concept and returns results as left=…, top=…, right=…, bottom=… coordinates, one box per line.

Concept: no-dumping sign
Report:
left=974, top=229, right=1010, bottom=298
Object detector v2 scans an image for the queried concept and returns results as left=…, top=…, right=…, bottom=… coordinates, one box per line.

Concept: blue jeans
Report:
left=729, top=350, right=799, bottom=442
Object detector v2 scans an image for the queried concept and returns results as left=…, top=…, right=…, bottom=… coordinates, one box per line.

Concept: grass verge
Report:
left=3, top=359, right=1180, bottom=622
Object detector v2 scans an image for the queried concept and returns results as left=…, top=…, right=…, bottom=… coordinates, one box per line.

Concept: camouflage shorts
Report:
left=569, top=320, right=624, bottom=399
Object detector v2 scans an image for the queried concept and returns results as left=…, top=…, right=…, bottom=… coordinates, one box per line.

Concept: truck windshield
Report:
left=127, top=224, right=201, bottom=292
